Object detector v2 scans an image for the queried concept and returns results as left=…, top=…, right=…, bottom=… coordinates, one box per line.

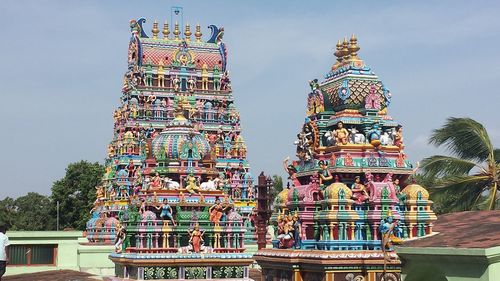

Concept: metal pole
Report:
left=57, top=201, right=59, bottom=231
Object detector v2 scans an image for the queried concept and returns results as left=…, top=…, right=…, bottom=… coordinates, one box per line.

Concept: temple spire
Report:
left=162, top=22, right=170, bottom=40
left=151, top=20, right=159, bottom=39
left=184, top=23, right=192, bottom=41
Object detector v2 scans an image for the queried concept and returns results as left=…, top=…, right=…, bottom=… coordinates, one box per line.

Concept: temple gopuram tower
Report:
left=254, top=36, right=437, bottom=281
left=86, top=16, right=255, bottom=244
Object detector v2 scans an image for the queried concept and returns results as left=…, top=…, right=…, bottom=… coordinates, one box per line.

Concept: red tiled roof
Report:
left=401, top=210, right=500, bottom=249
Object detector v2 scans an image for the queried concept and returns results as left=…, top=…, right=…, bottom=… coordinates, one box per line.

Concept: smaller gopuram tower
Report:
left=254, top=36, right=437, bottom=281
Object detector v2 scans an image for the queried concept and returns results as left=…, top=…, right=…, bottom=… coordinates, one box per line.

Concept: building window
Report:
left=8, top=245, right=57, bottom=266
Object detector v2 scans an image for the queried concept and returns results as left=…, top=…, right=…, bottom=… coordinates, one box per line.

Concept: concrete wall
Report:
left=397, top=246, right=500, bottom=281
left=5, top=231, right=114, bottom=276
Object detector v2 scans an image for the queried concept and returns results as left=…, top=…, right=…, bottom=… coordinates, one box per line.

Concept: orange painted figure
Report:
left=209, top=197, right=229, bottom=226
left=189, top=224, right=205, bottom=253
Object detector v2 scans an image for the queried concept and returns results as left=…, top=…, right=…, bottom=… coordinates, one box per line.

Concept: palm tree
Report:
left=421, top=117, right=500, bottom=211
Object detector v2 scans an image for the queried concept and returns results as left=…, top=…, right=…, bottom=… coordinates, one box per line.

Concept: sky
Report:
left=1, top=1, right=500, bottom=198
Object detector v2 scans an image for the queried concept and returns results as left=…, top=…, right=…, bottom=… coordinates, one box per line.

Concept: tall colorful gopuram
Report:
left=86, top=16, right=256, bottom=246
left=254, top=36, right=437, bottom=281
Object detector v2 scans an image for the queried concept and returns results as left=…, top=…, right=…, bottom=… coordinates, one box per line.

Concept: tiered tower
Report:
left=255, top=36, right=436, bottom=281
left=86, top=18, right=255, bottom=244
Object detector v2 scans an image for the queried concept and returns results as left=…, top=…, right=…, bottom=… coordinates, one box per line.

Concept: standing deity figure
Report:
left=209, top=197, right=229, bottom=226
left=157, top=59, right=165, bottom=87
left=188, top=76, right=196, bottom=92
left=188, top=224, right=205, bottom=253
left=220, top=71, right=231, bottom=91
left=155, top=199, right=176, bottom=226
left=335, top=121, right=349, bottom=145
left=380, top=211, right=403, bottom=261
left=365, top=84, right=381, bottom=110
left=173, top=75, right=181, bottom=92
left=114, top=225, right=126, bottom=253
left=292, top=213, right=302, bottom=248
left=201, top=63, right=209, bottom=90
left=318, top=160, right=333, bottom=189
left=351, top=176, right=369, bottom=204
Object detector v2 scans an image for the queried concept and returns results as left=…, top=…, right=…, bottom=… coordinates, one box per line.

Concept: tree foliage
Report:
left=50, top=161, right=104, bottom=230
left=421, top=117, right=499, bottom=212
left=270, top=175, right=284, bottom=200
left=0, top=193, right=54, bottom=231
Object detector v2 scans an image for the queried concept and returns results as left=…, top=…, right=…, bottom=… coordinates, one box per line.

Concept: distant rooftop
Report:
left=400, top=210, right=500, bottom=249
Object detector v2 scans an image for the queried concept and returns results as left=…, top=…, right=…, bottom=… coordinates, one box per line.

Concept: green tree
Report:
left=14, top=192, right=55, bottom=231
left=270, top=175, right=284, bottom=202
left=51, top=161, right=104, bottom=230
left=421, top=117, right=500, bottom=211
left=0, top=197, right=17, bottom=229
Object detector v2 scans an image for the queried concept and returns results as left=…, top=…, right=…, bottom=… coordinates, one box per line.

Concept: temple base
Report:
left=110, top=253, right=254, bottom=280
left=254, top=249, right=401, bottom=281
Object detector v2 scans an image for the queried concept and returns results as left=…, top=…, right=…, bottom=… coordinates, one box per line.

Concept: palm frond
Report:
left=429, top=175, right=490, bottom=211
left=494, top=148, right=500, bottom=164
left=432, top=174, right=490, bottom=189
left=420, top=155, right=479, bottom=178
left=429, top=117, right=493, bottom=163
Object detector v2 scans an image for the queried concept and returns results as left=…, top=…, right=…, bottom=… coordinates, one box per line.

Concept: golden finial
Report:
left=348, top=34, right=361, bottom=61
left=342, top=37, right=350, bottom=61
left=173, top=22, right=180, bottom=40
left=162, top=22, right=170, bottom=40
left=152, top=20, right=159, bottom=39
left=195, top=23, right=202, bottom=42
left=332, top=40, right=343, bottom=70
left=184, top=23, right=192, bottom=41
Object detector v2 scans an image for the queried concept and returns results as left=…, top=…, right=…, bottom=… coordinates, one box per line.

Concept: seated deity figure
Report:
left=335, top=122, right=349, bottom=145
left=185, top=174, right=200, bottom=194
left=351, top=176, right=369, bottom=204
left=150, top=172, right=162, bottom=189
left=393, top=178, right=407, bottom=204
left=277, top=214, right=296, bottom=249
left=394, top=125, right=405, bottom=150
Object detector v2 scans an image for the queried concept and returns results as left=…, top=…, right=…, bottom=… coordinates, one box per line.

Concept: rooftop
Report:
left=400, top=210, right=500, bottom=249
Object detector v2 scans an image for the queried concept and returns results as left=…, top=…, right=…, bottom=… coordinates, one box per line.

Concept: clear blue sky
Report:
left=1, top=1, right=499, bottom=198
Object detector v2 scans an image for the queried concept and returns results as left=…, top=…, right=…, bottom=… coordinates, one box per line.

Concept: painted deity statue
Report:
left=393, top=178, right=406, bottom=204
left=351, top=176, right=369, bottom=204
left=394, top=125, right=404, bottom=150
left=283, top=157, right=301, bottom=186
left=150, top=172, right=162, bottom=189
left=201, top=63, right=209, bottom=90
left=188, top=224, right=205, bottom=253
left=380, top=211, right=403, bottom=261
left=318, top=160, right=333, bottom=189
left=114, top=225, right=126, bottom=253
left=155, top=199, right=176, bottom=226
left=185, top=174, right=200, bottom=194
left=276, top=213, right=296, bottom=249
left=335, top=121, right=349, bottom=145
left=209, top=197, right=229, bottom=226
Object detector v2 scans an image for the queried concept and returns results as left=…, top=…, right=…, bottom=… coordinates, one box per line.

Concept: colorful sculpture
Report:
left=86, top=16, right=254, bottom=281
left=87, top=16, right=256, bottom=247
left=255, top=35, right=437, bottom=281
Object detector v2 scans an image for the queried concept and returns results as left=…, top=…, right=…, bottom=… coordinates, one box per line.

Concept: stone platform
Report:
left=110, top=252, right=254, bottom=280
